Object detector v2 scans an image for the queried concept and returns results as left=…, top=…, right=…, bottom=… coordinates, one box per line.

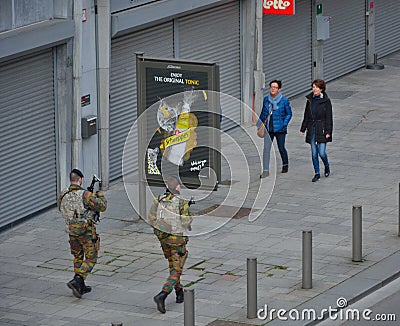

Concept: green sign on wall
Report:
left=317, top=3, right=323, bottom=15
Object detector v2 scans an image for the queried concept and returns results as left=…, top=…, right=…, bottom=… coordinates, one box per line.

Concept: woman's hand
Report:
left=300, top=131, right=305, bottom=135
left=326, top=134, right=331, bottom=139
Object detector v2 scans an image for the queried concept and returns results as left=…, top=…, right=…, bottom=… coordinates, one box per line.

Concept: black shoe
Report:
left=282, top=165, right=289, bottom=173
left=67, top=274, right=84, bottom=298
left=312, top=174, right=320, bottom=182
left=260, top=171, right=269, bottom=178
left=324, top=166, right=330, bottom=177
left=176, top=288, right=184, bottom=303
left=82, top=285, right=92, bottom=294
left=154, top=291, right=169, bottom=313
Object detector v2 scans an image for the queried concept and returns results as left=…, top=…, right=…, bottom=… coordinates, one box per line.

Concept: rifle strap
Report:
left=58, top=190, right=72, bottom=211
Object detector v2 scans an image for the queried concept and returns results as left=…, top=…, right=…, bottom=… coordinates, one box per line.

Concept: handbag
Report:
left=257, top=121, right=266, bottom=138
left=257, top=109, right=273, bottom=138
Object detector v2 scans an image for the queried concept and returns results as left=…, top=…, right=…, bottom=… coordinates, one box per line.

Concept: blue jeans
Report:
left=310, top=132, right=329, bottom=174
left=263, top=132, right=288, bottom=172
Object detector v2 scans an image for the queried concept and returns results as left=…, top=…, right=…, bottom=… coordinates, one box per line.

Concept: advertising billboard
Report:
left=136, top=54, right=221, bottom=189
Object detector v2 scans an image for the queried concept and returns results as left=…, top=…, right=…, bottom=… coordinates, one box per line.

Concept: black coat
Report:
left=300, top=92, right=333, bottom=144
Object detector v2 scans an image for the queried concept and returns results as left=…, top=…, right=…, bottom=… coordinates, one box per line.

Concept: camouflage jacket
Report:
left=58, top=184, right=107, bottom=231
left=148, top=192, right=192, bottom=245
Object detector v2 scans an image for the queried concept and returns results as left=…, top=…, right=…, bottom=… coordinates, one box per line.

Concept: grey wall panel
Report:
left=262, top=0, right=312, bottom=99
left=111, top=0, right=230, bottom=37
left=323, top=0, right=366, bottom=81
left=375, top=0, right=400, bottom=57
left=0, top=0, right=54, bottom=32
left=0, top=1, right=13, bottom=32
left=109, top=23, right=174, bottom=181
left=0, top=50, right=57, bottom=228
left=178, top=1, right=241, bottom=130
left=0, top=19, right=75, bottom=62
left=14, top=0, right=53, bottom=27
left=111, top=0, right=159, bottom=13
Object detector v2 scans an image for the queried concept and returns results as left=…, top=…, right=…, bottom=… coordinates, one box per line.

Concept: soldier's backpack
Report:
left=155, top=195, right=184, bottom=235
left=59, top=189, right=90, bottom=235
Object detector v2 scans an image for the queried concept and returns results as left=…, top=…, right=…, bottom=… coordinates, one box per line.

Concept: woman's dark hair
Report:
left=269, top=80, right=282, bottom=89
left=312, top=79, right=326, bottom=92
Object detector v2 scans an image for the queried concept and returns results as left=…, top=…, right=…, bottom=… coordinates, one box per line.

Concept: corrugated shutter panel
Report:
left=375, top=0, right=400, bottom=58
left=323, top=0, right=366, bottom=81
left=262, top=0, right=312, bottom=98
left=0, top=50, right=56, bottom=228
left=110, top=23, right=174, bottom=181
left=178, top=1, right=241, bottom=130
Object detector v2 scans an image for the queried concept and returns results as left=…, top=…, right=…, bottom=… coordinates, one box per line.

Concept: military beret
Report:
left=71, top=168, right=84, bottom=178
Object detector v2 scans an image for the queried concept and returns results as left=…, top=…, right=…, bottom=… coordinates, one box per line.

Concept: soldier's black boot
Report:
left=175, top=288, right=184, bottom=303
left=154, top=291, right=169, bottom=313
left=82, top=285, right=92, bottom=294
left=82, top=281, right=92, bottom=294
left=67, top=274, right=84, bottom=298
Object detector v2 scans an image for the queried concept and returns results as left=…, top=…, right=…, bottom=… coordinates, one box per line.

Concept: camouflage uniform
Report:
left=148, top=192, right=192, bottom=295
left=58, top=184, right=107, bottom=282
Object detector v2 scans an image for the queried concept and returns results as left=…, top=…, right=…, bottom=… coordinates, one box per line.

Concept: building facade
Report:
left=1, top=0, right=399, bottom=229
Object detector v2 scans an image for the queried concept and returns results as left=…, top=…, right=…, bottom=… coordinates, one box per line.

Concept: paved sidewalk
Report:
left=1, top=51, right=400, bottom=326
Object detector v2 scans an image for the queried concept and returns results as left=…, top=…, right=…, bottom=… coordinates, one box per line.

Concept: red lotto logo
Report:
left=263, top=0, right=295, bottom=16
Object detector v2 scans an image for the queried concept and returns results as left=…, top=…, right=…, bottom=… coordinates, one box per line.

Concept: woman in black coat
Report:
left=300, top=79, right=333, bottom=182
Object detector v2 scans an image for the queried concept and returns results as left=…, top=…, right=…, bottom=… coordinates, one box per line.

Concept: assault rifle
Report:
left=87, top=174, right=102, bottom=193
left=188, top=196, right=195, bottom=206
left=87, top=175, right=102, bottom=222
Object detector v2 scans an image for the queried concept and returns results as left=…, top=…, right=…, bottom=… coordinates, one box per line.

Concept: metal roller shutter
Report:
left=178, top=1, right=241, bottom=130
left=110, top=23, right=174, bottom=181
left=323, top=0, right=366, bottom=82
left=262, top=0, right=312, bottom=98
left=0, top=50, right=57, bottom=229
left=375, top=0, right=400, bottom=58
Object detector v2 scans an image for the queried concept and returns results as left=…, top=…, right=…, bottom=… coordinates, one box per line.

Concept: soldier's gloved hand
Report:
left=96, top=191, right=104, bottom=197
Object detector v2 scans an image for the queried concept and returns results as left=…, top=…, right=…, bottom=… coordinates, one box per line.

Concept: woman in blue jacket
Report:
left=257, top=80, right=292, bottom=178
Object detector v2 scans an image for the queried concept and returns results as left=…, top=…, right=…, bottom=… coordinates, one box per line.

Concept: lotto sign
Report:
left=263, top=0, right=295, bottom=16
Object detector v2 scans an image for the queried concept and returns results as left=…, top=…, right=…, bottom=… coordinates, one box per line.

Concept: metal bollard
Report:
left=247, top=257, right=257, bottom=319
left=352, top=205, right=363, bottom=262
left=302, top=230, right=312, bottom=289
left=184, top=289, right=195, bottom=326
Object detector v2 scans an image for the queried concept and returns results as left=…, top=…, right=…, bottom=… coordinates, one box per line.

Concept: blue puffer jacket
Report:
left=257, top=96, right=292, bottom=133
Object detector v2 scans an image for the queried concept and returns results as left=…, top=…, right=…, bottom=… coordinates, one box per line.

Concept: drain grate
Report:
left=196, top=205, right=254, bottom=219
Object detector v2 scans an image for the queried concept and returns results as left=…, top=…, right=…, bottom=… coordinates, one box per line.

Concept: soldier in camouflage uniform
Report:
left=58, top=169, right=107, bottom=298
left=148, top=175, right=193, bottom=313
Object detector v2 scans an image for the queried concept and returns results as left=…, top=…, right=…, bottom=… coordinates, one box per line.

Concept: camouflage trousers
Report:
left=68, top=223, right=98, bottom=280
left=160, top=241, right=188, bottom=294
